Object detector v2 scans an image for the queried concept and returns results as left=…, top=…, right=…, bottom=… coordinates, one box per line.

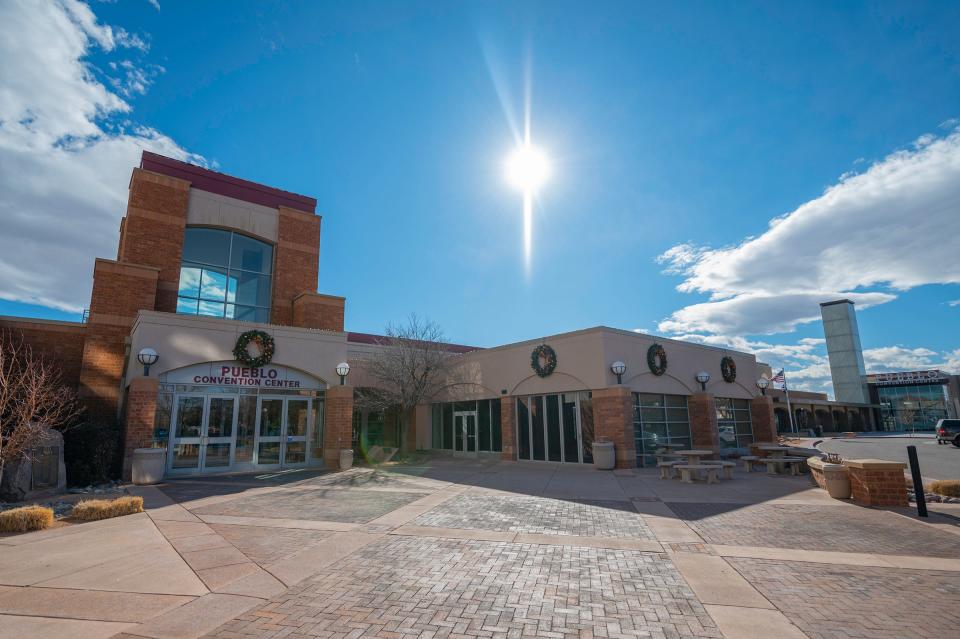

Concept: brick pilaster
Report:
left=78, top=259, right=159, bottom=420
left=750, top=396, right=776, bottom=444
left=592, top=386, right=636, bottom=469
left=117, top=168, right=190, bottom=312
left=292, top=292, right=345, bottom=332
left=500, top=396, right=516, bottom=461
left=272, top=206, right=321, bottom=326
left=688, top=392, right=719, bottom=453
left=122, top=376, right=159, bottom=480
left=323, top=385, right=355, bottom=469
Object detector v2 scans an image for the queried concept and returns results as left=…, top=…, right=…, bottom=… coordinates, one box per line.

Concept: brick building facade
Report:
left=2, top=151, right=788, bottom=480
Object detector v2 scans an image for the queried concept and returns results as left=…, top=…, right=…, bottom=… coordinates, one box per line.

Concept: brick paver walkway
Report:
left=209, top=525, right=335, bottom=565
left=729, top=557, right=960, bottom=639
left=413, top=494, right=656, bottom=538
left=193, top=488, right=425, bottom=523
left=667, top=502, right=960, bottom=557
left=206, top=536, right=721, bottom=639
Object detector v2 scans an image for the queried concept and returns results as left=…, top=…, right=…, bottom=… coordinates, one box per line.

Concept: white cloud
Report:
left=657, top=127, right=960, bottom=336
left=0, top=0, right=201, bottom=312
left=948, top=299, right=960, bottom=307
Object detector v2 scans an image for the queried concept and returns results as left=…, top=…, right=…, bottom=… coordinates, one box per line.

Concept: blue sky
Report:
left=1, top=1, right=959, bottom=395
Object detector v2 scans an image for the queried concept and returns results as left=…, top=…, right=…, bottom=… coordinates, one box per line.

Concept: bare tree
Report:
left=0, top=331, right=82, bottom=483
left=354, top=315, right=463, bottom=453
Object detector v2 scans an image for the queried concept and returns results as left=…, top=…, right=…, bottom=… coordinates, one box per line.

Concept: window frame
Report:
left=176, top=227, right=274, bottom=323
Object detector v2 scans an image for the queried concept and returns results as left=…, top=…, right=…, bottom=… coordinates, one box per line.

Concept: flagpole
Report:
left=783, top=369, right=797, bottom=435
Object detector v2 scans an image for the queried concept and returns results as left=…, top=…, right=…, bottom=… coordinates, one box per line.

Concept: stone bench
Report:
left=739, top=455, right=762, bottom=472
left=674, top=464, right=720, bottom=484
left=702, top=460, right=736, bottom=480
left=657, top=460, right=681, bottom=480
left=764, top=456, right=807, bottom=476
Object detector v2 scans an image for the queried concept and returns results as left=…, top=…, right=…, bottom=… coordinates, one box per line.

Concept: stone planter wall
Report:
left=842, top=459, right=908, bottom=507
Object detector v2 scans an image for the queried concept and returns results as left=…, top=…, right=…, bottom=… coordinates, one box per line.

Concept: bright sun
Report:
left=505, top=144, right=550, bottom=193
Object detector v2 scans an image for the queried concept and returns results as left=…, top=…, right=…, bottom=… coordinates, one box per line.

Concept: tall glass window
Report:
left=716, top=397, right=753, bottom=452
left=177, top=228, right=273, bottom=323
left=877, top=384, right=949, bottom=431
left=633, top=393, right=690, bottom=467
left=428, top=399, right=503, bottom=452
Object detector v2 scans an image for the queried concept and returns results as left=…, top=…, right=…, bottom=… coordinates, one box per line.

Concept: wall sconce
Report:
left=610, top=360, right=626, bottom=385
left=756, top=377, right=770, bottom=396
left=137, top=347, right=158, bottom=377
left=695, top=371, right=710, bottom=392
left=335, top=362, right=350, bottom=385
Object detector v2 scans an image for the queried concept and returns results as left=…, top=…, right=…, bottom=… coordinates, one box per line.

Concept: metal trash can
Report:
left=339, top=448, right=354, bottom=470
left=132, top=448, right=166, bottom=485
left=593, top=440, right=616, bottom=470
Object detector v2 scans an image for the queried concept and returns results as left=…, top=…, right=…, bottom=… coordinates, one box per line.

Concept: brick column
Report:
left=750, top=396, right=776, bottom=444
left=323, top=385, right=355, bottom=469
left=292, top=293, right=345, bottom=331
left=592, top=386, right=636, bottom=469
left=500, top=397, right=515, bottom=461
left=122, top=376, right=159, bottom=480
left=688, top=392, right=719, bottom=453
left=78, top=259, right=159, bottom=420
left=272, top=206, right=321, bottom=326
left=843, top=459, right=908, bottom=507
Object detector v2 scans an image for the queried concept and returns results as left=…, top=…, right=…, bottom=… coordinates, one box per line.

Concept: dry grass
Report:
left=929, top=480, right=960, bottom=498
left=72, top=495, right=144, bottom=521
left=0, top=505, right=54, bottom=532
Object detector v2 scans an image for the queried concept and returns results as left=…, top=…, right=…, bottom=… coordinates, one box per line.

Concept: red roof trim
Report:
left=140, top=151, right=317, bottom=213
left=347, top=331, right=480, bottom=354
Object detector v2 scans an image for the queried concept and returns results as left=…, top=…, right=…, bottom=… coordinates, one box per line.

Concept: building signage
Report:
left=871, top=370, right=947, bottom=386
left=161, top=361, right=323, bottom=389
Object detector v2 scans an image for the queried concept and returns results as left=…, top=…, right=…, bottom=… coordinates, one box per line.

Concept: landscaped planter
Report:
left=131, top=448, right=165, bottom=485
left=593, top=441, right=616, bottom=470
left=807, top=456, right=851, bottom=499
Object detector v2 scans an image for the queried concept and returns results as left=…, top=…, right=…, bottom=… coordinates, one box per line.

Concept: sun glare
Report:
left=505, top=144, right=549, bottom=192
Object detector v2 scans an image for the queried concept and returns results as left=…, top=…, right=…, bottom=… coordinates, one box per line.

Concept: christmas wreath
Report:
left=647, top=344, right=667, bottom=376
left=721, top=356, right=737, bottom=383
left=531, top=344, right=557, bottom=378
left=233, top=329, right=275, bottom=368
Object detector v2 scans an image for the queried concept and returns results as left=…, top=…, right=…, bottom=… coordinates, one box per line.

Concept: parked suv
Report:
left=935, top=419, right=960, bottom=447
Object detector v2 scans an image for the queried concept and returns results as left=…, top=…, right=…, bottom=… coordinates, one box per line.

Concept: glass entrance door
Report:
left=169, top=395, right=237, bottom=472
left=256, top=397, right=311, bottom=467
left=453, top=411, right=478, bottom=457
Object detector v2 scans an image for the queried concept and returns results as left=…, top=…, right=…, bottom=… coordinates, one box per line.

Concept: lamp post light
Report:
left=335, top=362, right=350, bottom=386
left=756, top=377, right=770, bottom=396
left=695, top=371, right=710, bottom=392
left=137, top=347, right=158, bottom=377
left=610, top=361, right=626, bottom=385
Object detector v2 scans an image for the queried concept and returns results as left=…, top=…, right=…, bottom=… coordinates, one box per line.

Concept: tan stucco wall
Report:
left=126, top=310, right=347, bottom=388
left=187, top=189, right=279, bottom=242
left=437, top=327, right=761, bottom=401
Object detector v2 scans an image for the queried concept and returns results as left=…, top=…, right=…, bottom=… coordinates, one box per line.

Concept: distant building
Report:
left=867, top=370, right=960, bottom=431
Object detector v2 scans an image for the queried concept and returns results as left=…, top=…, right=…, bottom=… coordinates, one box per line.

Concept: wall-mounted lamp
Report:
left=756, top=377, right=770, bottom=396
left=695, top=371, right=710, bottom=392
left=610, top=361, right=626, bottom=385
left=335, top=362, right=350, bottom=386
left=137, top=347, right=159, bottom=377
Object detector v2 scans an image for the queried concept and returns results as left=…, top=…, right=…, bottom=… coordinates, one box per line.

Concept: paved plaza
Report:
left=0, top=458, right=958, bottom=639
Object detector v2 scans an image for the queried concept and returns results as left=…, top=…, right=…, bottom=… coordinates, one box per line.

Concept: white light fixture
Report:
left=610, top=361, right=627, bottom=385
left=756, top=377, right=770, bottom=395
left=695, top=371, right=710, bottom=392
left=335, top=362, right=350, bottom=386
left=137, top=347, right=159, bottom=377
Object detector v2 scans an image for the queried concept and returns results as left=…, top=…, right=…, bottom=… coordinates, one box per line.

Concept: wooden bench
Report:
left=702, top=460, right=736, bottom=480
left=739, top=455, right=762, bottom=472
left=657, top=460, right=680, bottom=479
left=674, top=464, right=720, bottom=484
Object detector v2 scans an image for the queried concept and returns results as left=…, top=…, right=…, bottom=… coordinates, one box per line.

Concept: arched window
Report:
left=176, top=228, right=273, bottom=323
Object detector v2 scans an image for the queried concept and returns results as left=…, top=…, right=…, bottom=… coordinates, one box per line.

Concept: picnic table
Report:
left=763, top=456, right=808, bottom=476
left=757, top=445, right=791, bottom=458
left=674, top=449, right=714, bottom=464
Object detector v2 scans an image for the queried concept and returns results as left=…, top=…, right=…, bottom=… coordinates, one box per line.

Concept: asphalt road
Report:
left=819, top=436, right=960, bottom=481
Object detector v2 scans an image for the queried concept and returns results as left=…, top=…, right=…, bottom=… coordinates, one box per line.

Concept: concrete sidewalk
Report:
left=0, top=459, right=957, bottom=638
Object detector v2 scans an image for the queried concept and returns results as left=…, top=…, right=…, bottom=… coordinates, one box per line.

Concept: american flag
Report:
left=771, top=369, right=786, bottom=390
